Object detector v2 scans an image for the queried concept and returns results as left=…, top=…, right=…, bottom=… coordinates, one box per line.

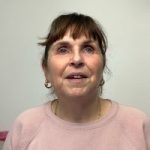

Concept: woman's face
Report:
left=43, top=31, right=104, bottom=98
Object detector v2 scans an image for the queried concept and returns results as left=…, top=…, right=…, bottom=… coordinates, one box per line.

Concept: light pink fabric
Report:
left=3, top=101, right=150, bottom=150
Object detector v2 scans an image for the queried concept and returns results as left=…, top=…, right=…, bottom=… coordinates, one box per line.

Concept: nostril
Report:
left=70, top=62, right=84, bottom=68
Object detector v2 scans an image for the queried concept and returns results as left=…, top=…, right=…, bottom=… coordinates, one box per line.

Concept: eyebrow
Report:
left=82, top=40, right=96, bottom=45
left=52, top=39, right=96, bottom=48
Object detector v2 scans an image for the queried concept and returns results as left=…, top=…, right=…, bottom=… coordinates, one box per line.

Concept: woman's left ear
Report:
left=99, top=76, right=105, bottom=86
left=42, top=65, right=52, bottom=88
left=42, top=64, right=50, bottom=82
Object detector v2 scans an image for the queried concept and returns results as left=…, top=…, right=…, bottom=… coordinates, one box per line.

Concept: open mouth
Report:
left=66, top=73, right=88, bottom=80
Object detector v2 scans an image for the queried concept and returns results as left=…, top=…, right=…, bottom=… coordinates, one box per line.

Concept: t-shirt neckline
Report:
left=45, top=100, right=119, bottom=130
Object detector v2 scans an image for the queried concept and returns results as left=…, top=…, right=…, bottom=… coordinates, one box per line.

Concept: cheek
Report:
left=46, top=56, right=68, bottom=81
left=89, top=56, right=104, bottom=75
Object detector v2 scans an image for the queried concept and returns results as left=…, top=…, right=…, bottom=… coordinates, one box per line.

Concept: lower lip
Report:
left=66, top=78, right=87, bottom=83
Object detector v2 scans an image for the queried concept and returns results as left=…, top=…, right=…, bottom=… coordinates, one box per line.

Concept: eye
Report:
left=83, top=45, right=95, bottom=53
left=57, top=46, right=69, bottom=54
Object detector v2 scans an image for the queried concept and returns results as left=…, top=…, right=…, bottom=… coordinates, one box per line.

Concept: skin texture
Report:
left=43, top=31, right=109, bottom=122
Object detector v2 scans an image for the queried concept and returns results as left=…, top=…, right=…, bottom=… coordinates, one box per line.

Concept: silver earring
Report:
left=44, top=80, right=51, bottom=88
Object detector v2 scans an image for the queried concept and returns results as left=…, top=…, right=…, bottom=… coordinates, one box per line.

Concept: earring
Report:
left=44, top=80, right=51, bottom=88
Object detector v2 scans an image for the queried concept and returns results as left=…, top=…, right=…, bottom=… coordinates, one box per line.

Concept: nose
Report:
left=70, top=51, right=84, bottom=68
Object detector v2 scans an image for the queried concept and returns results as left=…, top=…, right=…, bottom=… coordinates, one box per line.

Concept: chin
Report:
left=65, top=88, right=91, bottom=98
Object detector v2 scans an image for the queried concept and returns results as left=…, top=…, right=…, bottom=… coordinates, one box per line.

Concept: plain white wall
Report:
left=0, top=0, right=150, bottom=130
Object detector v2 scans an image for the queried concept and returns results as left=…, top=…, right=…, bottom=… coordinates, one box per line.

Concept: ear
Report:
left=42, top=64, right=51, bottom=83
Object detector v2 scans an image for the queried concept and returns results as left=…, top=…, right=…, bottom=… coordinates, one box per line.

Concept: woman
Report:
left=3, top=13, right=150, bottom=150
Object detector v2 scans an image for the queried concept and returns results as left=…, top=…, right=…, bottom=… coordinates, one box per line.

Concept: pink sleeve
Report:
left=143, top=116, right=150, bottom=150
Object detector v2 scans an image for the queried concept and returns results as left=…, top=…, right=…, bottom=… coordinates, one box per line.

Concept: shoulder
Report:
left=9, top=103, right=50, bottom=137
left=114, top=102, right=149, bottom=132
left=116, top=103, right=147, bottom=121
left=4, top=103, right=50, bottom=149
left=17, top=104, right=47, bottom=121
left=14, top=103, right=49, bottom=130
left=116, top=103, right=150, bottom=149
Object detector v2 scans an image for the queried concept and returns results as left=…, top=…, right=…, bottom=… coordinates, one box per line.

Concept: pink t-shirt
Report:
left=3, top=101, right=150, bottom=150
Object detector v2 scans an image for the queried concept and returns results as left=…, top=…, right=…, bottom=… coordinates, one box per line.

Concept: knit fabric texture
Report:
left=3, top=101, right=150, bottom=150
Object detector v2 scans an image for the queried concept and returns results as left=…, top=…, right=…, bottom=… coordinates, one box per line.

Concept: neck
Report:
left=52, top=95, right=102, bottom=123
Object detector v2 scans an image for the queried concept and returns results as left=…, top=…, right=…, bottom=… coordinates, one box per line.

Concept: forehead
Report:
left=52, top=31, right=97, bottom=46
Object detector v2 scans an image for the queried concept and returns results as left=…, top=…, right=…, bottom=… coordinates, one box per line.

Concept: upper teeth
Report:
left=73, top=75, right=82, bottom=78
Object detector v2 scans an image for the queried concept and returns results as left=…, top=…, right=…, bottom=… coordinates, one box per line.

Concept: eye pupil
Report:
left=58, top=46, right=68, bottom=54
left=84, top=46, right=94, bottom=53
left=60, top=48, right=66, bottom=52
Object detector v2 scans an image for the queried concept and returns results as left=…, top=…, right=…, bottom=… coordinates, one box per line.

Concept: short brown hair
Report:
left=39, top=12, right=107, bottom=68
